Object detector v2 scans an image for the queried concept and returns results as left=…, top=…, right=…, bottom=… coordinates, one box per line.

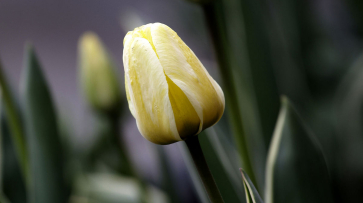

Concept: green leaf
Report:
left=335, top=53, right=363, bottom=201
left=0, top=59, right=28, bottom=183
left=21, top=45, right=69, bottom=203
left=0, top=96, right=10, bottom=203
left=181, top=127, right=247, bottom=203
left=202, top=0, right=282, bottom=189
left=200, top=128, right=245, bottom=203
left=1, top=116, right=27, bottom=203
left=0, top=94, right=3, bottom=192
left=0, top=195, right=10, bottom=203
left=265, top=96, right=333, bottom=203
left=229, top=0, right=281, bottom=148
left=240, top=169, right=263, bottom=203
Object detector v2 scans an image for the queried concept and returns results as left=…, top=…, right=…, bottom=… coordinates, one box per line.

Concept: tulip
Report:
left=123, top=23, right=225, bottom=145
left=79, top=32, right=121, bottom=114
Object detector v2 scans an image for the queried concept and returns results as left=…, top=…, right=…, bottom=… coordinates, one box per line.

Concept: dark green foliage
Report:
left=1, top=116, right=27, bottom=203
left=265, top=97, right=333, bottom=203
left=240, top=169, right=263, bottom=203
left=21, top=45, right=69, bottom=203
left=200, top=130, right=245, bottom=203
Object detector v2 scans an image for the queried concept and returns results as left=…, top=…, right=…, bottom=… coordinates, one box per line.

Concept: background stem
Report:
left=185, top=136, right=224, bottom=203
left=109, top=117, right=134, bottom=176
left=108, top=115, right=148, bottom=203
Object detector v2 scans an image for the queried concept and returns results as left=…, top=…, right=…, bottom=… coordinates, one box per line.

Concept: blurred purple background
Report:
left=3, top=0, right=363, bottom=202
left=0, top=1, right=224, bottom=202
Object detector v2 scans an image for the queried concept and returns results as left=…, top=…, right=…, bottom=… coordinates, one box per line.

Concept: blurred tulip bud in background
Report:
left=123, top=23, right=225, bottom=145
left=79, top=32, right=121, bottom=114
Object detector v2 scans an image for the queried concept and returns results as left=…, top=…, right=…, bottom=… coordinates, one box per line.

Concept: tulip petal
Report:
left=166, top=75, right=200, bottom=139
left=125, top=75, right=136, bottom=117
left=128, top=24, right=201, bottom=138
left=151, top=23, right=225, bottom=131
left=124, top=33, right=137, bottom=117
left=123, top=36, right=180, bottom=144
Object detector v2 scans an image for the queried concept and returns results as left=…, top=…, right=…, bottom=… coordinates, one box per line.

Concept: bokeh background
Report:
left=2, top=0, right=363, bottom=202
left=0, top=1, right=217, bottom=202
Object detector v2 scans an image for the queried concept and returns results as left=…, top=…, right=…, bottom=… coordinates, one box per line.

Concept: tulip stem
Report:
left=185, top=136, right=225, bottom=203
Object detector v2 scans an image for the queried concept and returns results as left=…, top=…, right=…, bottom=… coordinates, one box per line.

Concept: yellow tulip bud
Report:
left=79, top=32, right=121, bottom=114
left=123, top=23, right=225, bottom=144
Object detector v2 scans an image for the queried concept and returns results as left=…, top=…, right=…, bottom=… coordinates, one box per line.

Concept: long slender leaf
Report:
left=0, top=95, right=10, bottom=203
left=210, top=126, right=241, bottom=172
left=0, top=94, right=2, bottom=192
left=265, top=96, right=333, bottom=203
left=201, top=0, right=284, bottom=189
left=0, top=195, right=9, bottom=203
left=0, top=94, right=2, bottom=196
left=240, top=169, right=264, bottom=203
left=202, top=0, right=260, bottom=188
left=21, top=45, right=69, bottom=203
left=201, top=128, right=245, bottom=202
left=0, top=59, right=28, bottom=183
left=335, top=53, right=363, bottom=201
left=233, top=0, right=280, bottom=148
left=1, top=113, right=26, bottom=203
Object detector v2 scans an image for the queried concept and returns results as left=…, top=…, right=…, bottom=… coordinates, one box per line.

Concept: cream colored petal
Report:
left=125, top=75, right=136, bottom=117
left=123, top=33, right=136, bottom=117
left=123, top=31, right=133, bottom=46
left=151, top=23, right=225, bottom=131
left=123, top=36, right=180, bottom=144
left=128, top=24, right=158, bottom=55
left=166, top=75, right=200, bottom=139
left=209, top=78, right=225, bottom=113
left=200, top=62, right=226, bottom=117
left=129, top=24, right=201, bottom=138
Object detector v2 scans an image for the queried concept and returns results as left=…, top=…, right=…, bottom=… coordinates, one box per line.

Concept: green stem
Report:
left=185, top=136, right=224, bottom=203
left=109, top=117, right=134, bottom=176
left=0, top=61, right=29, bottom=184
left=202, top=3, right=257, bottom=186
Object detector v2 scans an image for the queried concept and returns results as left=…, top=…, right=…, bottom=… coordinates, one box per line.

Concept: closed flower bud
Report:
left=79, top=32, right=121, bottom=113
left=123, top=23, right=225, bottom=145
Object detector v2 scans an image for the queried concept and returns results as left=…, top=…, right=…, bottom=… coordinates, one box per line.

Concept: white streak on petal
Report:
left=123, top=33, right=136, bottom=117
